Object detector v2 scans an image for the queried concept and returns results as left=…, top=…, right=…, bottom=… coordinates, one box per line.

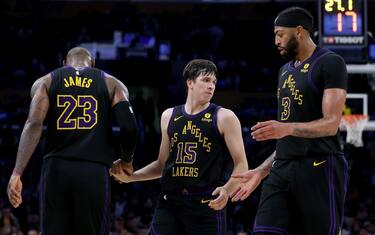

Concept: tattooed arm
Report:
left=231, top=151, right=275, bottom=201
left=251, top=88, right=346, bottom=140
left=290, top=88, right=346, bottom=138
left=14, top=74, right=51, bottom=174
left=7, top=74, right=51, bottom=208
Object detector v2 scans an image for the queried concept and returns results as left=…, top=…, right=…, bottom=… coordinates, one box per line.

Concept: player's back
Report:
left=44, top=66, right=114, bottom=166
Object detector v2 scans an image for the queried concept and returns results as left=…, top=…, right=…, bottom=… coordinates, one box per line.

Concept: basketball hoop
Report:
left=341, top=114, right=369, bottom=147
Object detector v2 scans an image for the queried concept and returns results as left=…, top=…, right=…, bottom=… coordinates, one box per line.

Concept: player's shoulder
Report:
left=103, top=71, right=117, bottom=81
left=217, top=107, right=237, bottom=121
left=314, top=49, right=346, bottom=71
left=280, top=61, right=291, bottom=70
left=34, top=73, right=52, bottom=87
left=161, top=108, right=174, bottom=119
left=278, top=61, right=291, bottom=76
left=104, top=72, right=127, bottom=93
left=160, top=108, right=174, bottom=129
left=51, top=66, right=66, bottom=73
left=31, top=73, right=52, bottom=97
left=316, top=48, right=345, bottom=64
left=216, top=107, right=240, bottom=134
left=104, top=72, right=126, bottom=88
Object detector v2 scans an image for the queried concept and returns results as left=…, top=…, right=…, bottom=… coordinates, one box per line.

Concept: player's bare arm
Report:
left=231, top=151, right=276, bottom=201
left=14, top=74, right=51, bottom=175
left=104, top=73, right=129, bottom=106
left=251, top=88, right=346, bottom=140
left=112, top=108, right=173, bottom=183
left=209, top=108, right=248, bottom=210
left=7, top=74, right=51, bottom=208
left=292, top=88, right=346, bottom=137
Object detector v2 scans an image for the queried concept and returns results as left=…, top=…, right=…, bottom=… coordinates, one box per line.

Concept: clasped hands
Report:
left=109, top=159, right=133, bottom=183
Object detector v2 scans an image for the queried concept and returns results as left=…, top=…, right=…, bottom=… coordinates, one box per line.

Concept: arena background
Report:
left=0, top=0, right=374, bottom=234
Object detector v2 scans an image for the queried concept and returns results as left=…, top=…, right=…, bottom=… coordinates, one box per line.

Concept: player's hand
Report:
left=251, top=120, right=292, bottom=141
left=208, top=187, right=229, bottom=211
left=7, top=173, right=23, bottom=208
left=120, top=159, right=134, bottom=176
left=230, top=168, right=265, bottom=201
left=109, top=159, right=133, bottom=183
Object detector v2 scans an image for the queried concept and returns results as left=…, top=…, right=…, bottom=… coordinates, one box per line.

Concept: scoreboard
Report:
left=319, top=0, right=367, bottom=48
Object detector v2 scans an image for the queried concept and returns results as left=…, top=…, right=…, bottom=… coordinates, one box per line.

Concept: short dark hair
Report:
left=275, top=7, right=314, bottom=32
left=183, top=59, right=218, bottom=81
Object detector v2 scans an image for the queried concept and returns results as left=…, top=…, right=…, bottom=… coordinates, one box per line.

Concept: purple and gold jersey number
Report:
left=176, top=142, right=198, bottom=164
left=57, top=95, right=98, bottom=130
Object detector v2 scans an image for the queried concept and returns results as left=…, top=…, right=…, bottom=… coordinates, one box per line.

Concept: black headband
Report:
left=274, top=12, right=313, bottom=31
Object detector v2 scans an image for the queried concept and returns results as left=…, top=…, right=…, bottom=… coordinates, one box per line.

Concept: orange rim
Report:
left=342, top=114, right=368, bottom=122
left=342, top=115, right=369, bottom=127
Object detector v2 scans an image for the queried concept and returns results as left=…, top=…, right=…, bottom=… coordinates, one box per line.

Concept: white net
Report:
left=341, top=115, right=369, bottom=147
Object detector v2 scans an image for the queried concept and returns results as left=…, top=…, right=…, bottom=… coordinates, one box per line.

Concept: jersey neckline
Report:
left=181, top=103, right=212, bottom=118
left=64, top=65, right=90, bottom=71
left=287, top=46, right=322, bottom=72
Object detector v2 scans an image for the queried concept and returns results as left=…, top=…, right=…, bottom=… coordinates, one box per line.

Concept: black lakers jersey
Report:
left=43, top=66, right=114, bottom=166
left=160, top=104, right=230, bottom=192
left=276, top=47, right=347, bottom=159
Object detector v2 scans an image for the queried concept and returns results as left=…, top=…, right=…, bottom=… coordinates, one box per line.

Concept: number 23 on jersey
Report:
left=57, top=95, right=98, bottom=130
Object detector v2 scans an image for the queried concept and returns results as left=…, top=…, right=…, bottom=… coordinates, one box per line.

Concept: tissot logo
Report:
left=323, top=36, right=364, bottom=45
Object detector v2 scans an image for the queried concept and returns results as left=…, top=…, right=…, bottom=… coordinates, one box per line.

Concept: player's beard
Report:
left=281, top=36, right=298, bottom=61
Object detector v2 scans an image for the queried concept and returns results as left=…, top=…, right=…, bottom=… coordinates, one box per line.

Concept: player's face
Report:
left=188, top=73, right=217, bottom=103
left=274, top=26, right=298, bottom=61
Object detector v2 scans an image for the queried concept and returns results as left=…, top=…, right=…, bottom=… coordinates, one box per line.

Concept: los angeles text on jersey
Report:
left=279, top=74, right=303, bottom=105
left=170, top=120, right=213, bottom=178
left=64, top=76, right=93, bottom=88
left=170, top=120, right=212, bottom=152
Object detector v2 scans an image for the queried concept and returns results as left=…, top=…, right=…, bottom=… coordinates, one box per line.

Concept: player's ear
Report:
left=91, top=59, right=95, bottom=67
left=296, top=26, right=304, bottom=39
left=63, top=60, right=66, bottom=66
left=186, top=79, right=193, bottom=88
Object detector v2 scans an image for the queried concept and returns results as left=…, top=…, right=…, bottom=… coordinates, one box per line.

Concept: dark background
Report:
left=0, top=1, right=374, bottom=234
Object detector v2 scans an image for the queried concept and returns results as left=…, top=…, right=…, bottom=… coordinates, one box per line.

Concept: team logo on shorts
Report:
left=313, top=160, right=326, bottom=167
left=201, top=198, right=211, bottom=204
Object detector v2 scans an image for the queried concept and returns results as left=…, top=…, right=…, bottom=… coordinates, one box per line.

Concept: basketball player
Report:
left=7, top=47, right=138, bottom=235
left=231, top=7, right=348, bottom=235
left=111, top=59, right=248, bottom=235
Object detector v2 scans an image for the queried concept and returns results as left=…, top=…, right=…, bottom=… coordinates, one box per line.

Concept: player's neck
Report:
left=295, top=40, right=316, bottom=65
left=184, top=97, right=210, bottom=115
left=69, top=61, right=91, bottom=69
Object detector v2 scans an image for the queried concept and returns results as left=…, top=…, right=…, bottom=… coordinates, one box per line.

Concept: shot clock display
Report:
left=319, top=0, right=367, bottom=47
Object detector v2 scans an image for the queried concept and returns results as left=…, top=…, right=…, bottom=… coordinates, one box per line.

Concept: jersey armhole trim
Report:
left=213, top=105, right=223, bottom=139
left=47, top=70, right=57, bottom=98
left=307, top=51, right=333, bottom=94
left=167, top=106, right=179, bottom=138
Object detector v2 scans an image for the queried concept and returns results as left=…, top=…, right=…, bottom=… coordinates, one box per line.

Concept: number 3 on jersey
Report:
left=57, top=95, right=98, bottom=130
left=281, top=97, right=291, bottom=121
